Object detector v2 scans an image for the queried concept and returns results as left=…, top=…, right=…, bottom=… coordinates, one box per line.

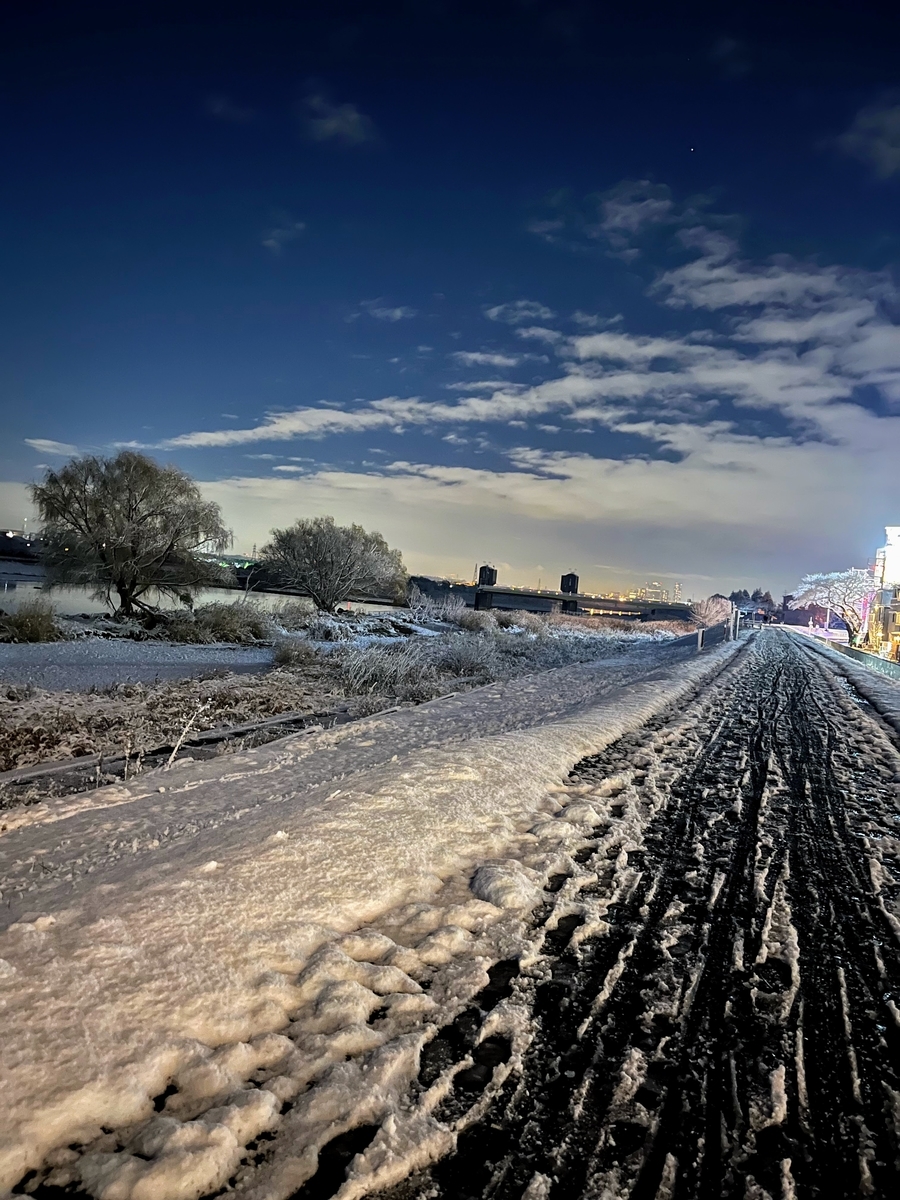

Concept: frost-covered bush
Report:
left=407, top=585, right=467, bottom=623
left=271, top=600, right=315, bottom=631
left=305, top=612, right=361, bottom=641
left=272, top=638, right=318, bottom=667
left=691, top=596, right=732, bottom=628
left=0, top=598, right=65, bottom=643
left=518, top=611, right=549, bottom=635
left=431, top=634, right=501, bottom=678
left=445, top=607, right=497, bottom=633
left=196, top=602, right=273, bottom=642
left=162, top=602, right=273, bottom=644
left=339, top=640, right=441, bottom=701
left=493, top=609, right=547, bottom=634
left=339, top=630, right=507, bottom=701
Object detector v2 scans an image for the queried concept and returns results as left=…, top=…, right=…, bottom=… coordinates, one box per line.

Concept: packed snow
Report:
left=0, top=641, right=738, bottom=1194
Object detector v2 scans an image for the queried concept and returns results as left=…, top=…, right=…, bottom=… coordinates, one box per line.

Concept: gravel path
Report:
left=0, top=639, right=274, bottom=689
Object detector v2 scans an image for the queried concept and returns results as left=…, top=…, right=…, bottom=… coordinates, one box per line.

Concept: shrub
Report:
left=407, top=586, right=467, bottom=623
left=0, top=598, right=64, bottom=643
left=159, top=612, right=211, bottom=643
left=272, top=638, right=318, bottom=668
left=492, top=609, right=547, bottom=634
left=432, top=634, right=500, bottom=678
left=306, top=612, right=360, bottom=641
left=445, top=607, right=497, bottom=633
left=162, top=602, right=273, bottom=644
left=271, top=600, right=315, bottom=631
left=195, top=602, right=272, bottom=643
left=338, top=640, right=441, bottom=701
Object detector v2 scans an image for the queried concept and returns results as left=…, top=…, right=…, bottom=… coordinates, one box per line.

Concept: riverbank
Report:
left=0, top=614, right=692, bottom=794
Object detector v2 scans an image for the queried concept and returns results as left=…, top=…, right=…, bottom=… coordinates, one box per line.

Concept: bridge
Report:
left=473, top=583, right=692, bottom=621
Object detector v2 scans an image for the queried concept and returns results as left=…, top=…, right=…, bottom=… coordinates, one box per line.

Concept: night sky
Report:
left=2, top=1, right=900, bottom=597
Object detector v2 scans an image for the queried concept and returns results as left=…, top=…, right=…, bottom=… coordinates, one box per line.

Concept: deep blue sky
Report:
left=3, top=1, right=900, bottom=595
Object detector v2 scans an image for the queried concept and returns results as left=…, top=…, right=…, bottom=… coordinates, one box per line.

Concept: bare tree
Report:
left=30, top=452, right=231, bottom=617
left=691, top=595, right=732, bottom=627
left=788, top=569, right=875, bottom=642
left=261, top=517, right=406, bottom=612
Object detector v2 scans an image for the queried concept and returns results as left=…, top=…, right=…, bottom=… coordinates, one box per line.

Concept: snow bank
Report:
left=0, top=642, right=740, bottom=1190
left=790, top=633, right=900, bottom=733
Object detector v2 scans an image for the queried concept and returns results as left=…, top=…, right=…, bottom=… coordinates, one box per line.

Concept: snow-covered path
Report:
left=0, top=638, right=731, bottom=1194
left=9, top=631, right=900, bottom=1199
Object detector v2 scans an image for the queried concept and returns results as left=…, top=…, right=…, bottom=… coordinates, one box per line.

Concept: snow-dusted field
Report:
left=3, top=630, right=899, bottom=1199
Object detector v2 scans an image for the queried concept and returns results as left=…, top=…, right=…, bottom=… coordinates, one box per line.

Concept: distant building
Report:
left=641, top=581, right=669, bottom=603
left=868, top=527, right=900, bottom=657
left=673, top=581, right=682, bottom=602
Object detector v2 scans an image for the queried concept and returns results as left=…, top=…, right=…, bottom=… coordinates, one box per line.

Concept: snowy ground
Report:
left=0, top=637, right=728, bottom=1194
left=7, top=629, right=898, bottom=1200
left=0, top=640, right=274, bottom=690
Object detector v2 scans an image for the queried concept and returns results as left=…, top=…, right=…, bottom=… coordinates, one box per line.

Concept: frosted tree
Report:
left=691, top=595, right=732, bottom=627
left=788, top=569, right=875, bottom=642
left=30, top=452, right=231, bottom=617
left=261, top=516, right=407, bottom=612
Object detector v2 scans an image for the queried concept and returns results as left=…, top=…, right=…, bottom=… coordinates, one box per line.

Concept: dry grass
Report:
left=0, top=660, right=348, bottom=773
left=0, top=598, right=65, bottom=643
left=336, top=619, right=677, bottom=704
left=548, top=613, right=694, bottom=636
left=0, top=611, right=691, bottom=777
left=270, top=599, right=316, bottom=631
left=158, top=602, right=274, bottom=644
left=272, top=638, right=319, bottom=667
left=444, top=607, right=497, bottom=633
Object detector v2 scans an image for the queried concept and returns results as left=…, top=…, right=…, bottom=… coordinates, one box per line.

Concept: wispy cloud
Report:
left=204, top=94, right=255, bottom=124
left=515, top=326, right=563, bottom=345
left=262, top=217, right=306, bottom=254
left=25, top=438, right=78, bottom=456
left=160, top=405, right=396, bottom=449
left=599, top=180, right=674, bottom=239
left=444, top=379, right=515, bottom=392
left=837, top=96, right=900, bottom=177
left=303, top=93, right=378, bottom=146
left=485, top=299, right=556, bottom=324
left=360, top=299, right=417, bottom=321
left=571, top=311, right=622, bottom=330
left=451, top=351, right=522, bottom=367
left=150, top=184, right=900, bottom=594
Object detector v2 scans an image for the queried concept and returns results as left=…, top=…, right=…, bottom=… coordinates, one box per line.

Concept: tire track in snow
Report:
left=14, top=632, right=900, bottom=1200
left=364, top=630, right=900, bottom=1200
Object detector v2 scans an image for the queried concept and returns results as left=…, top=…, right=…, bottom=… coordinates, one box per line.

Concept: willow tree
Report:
left=261, top=516, right=406, bottom=612
left=30, top=451, right=231, bottom=616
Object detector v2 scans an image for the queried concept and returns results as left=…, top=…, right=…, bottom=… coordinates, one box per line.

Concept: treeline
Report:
left=29, top=450, right=407, bottom=618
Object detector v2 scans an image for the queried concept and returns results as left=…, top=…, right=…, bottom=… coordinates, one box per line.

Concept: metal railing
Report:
left=829, top=642, right=900, bottom=681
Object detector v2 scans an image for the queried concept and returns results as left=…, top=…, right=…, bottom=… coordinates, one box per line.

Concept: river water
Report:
left=0, top=571, right=391, bottom=617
